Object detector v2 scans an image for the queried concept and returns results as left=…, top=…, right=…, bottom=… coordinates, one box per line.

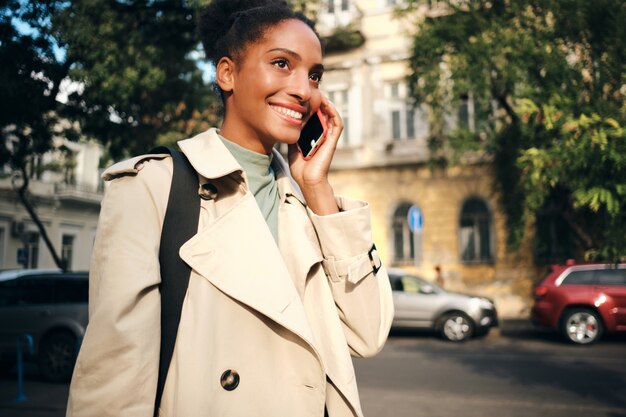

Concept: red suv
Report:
left=531, top=262, right=626, bottom=344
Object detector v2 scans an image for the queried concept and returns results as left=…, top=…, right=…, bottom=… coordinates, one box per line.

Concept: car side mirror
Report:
left=419, top=285, right=435, bottom=295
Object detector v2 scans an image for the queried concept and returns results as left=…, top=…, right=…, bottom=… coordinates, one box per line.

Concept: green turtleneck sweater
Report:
left=220, top=136, right=280, bottom=243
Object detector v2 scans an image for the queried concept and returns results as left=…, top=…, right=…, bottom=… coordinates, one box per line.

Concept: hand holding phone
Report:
left=297, top=109, right=328, bottom=160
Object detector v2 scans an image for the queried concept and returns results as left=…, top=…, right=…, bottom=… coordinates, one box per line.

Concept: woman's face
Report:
left=222, top=19, right=324, bottom=152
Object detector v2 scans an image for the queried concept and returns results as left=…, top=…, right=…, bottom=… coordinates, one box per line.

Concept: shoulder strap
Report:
left=150, top=146, right=200, bottom=416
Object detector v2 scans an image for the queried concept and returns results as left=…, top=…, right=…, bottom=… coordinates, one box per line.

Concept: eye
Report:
left=309, top=72, right=323, bottom=85
left=271, top=58, right=289, bottom=70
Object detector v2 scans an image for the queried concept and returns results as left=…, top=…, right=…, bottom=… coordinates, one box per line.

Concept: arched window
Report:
left=392, top=202, right=419, bottom=263
left=459, top=198, right=493, bottom=263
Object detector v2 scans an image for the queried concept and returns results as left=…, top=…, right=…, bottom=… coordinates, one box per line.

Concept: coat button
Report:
left=199, top=183, right=218, bottom=200
left=220, top=369, right=239, bottom=391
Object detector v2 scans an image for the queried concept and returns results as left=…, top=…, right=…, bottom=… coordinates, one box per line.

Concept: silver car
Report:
left=388, top=268, right=498, bottom=341
left=0, top=269, right=88, bottom=382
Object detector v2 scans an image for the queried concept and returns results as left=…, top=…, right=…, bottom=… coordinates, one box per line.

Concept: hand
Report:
left=288, top=95, right=343, bottom=215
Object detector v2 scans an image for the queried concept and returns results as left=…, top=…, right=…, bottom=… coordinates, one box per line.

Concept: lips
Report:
left=270, top=104, right=304, bottom=121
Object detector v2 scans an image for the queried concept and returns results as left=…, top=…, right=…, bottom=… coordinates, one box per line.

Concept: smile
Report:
left=270, top=105, right=304, bottom=121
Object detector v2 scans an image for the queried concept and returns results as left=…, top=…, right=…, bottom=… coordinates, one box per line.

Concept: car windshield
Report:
left=391, top=274, right=440, bottom=293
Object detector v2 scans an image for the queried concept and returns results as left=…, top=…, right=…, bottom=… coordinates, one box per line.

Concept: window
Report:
left=328, top=90, right=350, bottom=145
left=328, top=0, right=334, bottom=13
left=25, top=231, right=40, bottom=269
left=390, top=82, right=400, bottom=98
left=595, top=268, right=626, bottom=286
left=341, top=0, right=350, bottom=11
left=406, top=108, right=415, bottom=139
left=561, top=270, right=596, bottom=285
left=62, top=234, right=75, bottom=270
left=459, top=198, right=493, bottom=263
left=457, top=93, right=477, bottom=132
left=386, top=81, right=425, bottom=141
left=392, top=203, right=419, bottom=263
left=0, top=226, right=5, bottom=268
left=392, top=110, right=401, bottom=140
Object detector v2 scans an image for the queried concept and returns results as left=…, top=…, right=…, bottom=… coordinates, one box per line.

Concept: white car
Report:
left=388, top=268, right=498, bottom=341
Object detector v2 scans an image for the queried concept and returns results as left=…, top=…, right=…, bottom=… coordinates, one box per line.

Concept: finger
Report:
left=288, top=143, right=302, bottom=165
left=319, top=97, right=343, bottom=146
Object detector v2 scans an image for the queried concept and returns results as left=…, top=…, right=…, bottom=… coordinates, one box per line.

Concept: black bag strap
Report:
left=150, top=146, right=200, bottom=416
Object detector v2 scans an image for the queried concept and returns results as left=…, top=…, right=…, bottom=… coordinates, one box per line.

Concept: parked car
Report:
left=388, top=268, right=498, bottom=341
left=531, top=262, right=626, bottom=345
left=0, top=269, right=88, bottom=382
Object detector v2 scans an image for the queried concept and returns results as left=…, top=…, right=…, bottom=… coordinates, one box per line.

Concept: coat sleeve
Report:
left=66, top=159, right=171, bottom=417
left=307, top=196, right=394, bottom=358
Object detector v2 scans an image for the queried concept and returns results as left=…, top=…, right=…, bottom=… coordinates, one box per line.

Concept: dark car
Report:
left=531, top=262, right=626, bottom=344
left=0, top=269, right=88, bottom=382
left=388, top=268, right=498, bottom=341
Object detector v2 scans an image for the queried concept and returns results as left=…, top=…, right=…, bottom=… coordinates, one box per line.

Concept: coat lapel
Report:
left=279, top=196, right=324, bottom=299
left=179, top=192, right=317, bottom=348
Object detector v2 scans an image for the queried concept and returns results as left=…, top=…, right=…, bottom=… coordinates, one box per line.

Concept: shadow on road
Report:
left=391, top=319, right=626, bottom=411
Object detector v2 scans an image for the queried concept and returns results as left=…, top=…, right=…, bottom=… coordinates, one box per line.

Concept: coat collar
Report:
left=178, top=128, right=307, bottom=206
left=177, top=128, right=242, bottom=181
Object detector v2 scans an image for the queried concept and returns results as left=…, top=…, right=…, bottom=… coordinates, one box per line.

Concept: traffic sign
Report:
left=407, top=205, right=423, bottom=233
left=17, top=248, right=28, bottom=268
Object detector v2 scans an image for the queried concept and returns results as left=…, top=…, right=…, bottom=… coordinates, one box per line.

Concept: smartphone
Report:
left=298, top=109, right=328, bottom=160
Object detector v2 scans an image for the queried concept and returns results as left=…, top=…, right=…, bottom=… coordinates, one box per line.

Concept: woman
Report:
left=67, top=1, right=394, bottom=416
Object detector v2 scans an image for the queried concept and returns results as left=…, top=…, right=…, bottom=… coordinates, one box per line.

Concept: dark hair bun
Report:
left=199, top=0, right=315, bottom=64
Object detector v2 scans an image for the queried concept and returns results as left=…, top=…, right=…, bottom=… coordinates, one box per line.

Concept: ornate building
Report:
left=317, top=0, right=539, bottom=317
left=0, top=139, right=103, bottom=272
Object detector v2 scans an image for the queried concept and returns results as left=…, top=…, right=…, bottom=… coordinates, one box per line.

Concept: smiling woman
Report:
left=66, top=1, right=394, bottom=417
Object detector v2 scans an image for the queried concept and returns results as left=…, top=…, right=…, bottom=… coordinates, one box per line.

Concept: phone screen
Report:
left=298, top=111, right=326, bottom=159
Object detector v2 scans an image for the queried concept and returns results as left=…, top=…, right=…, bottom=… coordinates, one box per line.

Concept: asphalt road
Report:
left=355, top=323, right=626, bottom=417
left=1, top=321, right=625, bottom=417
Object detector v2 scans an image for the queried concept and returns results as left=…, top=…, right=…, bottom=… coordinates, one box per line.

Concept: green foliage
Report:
left=517, top=106, right=626, bottom=261
left=0, top=0, right=69, bottom=171
left=323, top=26, right=366, bottom=54
left=1, top=0, right=218, bottom=173
left=55, top=0, right=216, bottom=160
left=403, top=0, right=626, bottom=262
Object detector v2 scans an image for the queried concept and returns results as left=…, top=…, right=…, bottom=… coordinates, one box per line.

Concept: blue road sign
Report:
left=407, top=205, right=423, bottom=233
left=17, top=248, right=28, bottom=268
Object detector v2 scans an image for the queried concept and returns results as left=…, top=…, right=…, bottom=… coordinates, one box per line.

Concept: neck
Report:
left=220, top=118, right=274, bottom=155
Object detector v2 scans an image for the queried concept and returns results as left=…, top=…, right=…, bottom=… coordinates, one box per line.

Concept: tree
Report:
left=55, top=0, right=216, bottom=160
left=1, top=0, right=217, bottom=269
left=403, top=0, right=626, bottom=262
left=1, top=0, right=75, bottom=270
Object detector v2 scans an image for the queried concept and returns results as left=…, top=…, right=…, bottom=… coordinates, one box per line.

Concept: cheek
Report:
left=311, top=90, right=323, bottom=111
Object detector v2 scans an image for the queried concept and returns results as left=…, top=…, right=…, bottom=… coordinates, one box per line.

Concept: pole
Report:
left=15, top=334, right=34, bottom=403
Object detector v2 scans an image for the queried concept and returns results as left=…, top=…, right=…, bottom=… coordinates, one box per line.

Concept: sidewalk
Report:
left=0, top=365, right=68, bottom=417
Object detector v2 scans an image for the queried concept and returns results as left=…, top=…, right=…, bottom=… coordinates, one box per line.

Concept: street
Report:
left=356, top=322, right=626, bottom=417
left=1, top=321, right=625, bottom=417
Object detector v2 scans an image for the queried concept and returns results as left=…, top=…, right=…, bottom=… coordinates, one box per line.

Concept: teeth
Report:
left=271, top=105, right=303, bottom=120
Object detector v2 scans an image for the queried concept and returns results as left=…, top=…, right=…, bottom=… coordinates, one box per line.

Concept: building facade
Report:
left=317, top=0, right=539, bottom=317
left=0, top=140, right=102, bottom=272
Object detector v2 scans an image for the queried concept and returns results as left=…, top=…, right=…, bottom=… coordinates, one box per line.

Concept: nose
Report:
left=287, top=70, right=312, bottom=102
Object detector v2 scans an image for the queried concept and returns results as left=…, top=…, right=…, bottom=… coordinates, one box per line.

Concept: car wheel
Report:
left=560, top=308, right=603, bottom=345
left=38, top=331, right=78, bottom=382
left=439, top=312, right=474, bottom=342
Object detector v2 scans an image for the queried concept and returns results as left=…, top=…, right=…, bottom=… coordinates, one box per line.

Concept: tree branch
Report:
left=15, top=163, right=67, bottom=271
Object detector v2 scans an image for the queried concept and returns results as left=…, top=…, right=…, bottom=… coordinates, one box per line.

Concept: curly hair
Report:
left=198, top=0, right=320, bottom=65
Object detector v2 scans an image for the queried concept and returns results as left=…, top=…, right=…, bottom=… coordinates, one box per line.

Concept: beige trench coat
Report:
left=66, top=128, right=394, bottom=417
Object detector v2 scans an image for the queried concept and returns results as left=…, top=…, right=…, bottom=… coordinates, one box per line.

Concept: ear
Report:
left=216, top=57, right=236, bottom=93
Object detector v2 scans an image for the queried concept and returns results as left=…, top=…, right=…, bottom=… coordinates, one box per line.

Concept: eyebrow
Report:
left=267, top=47, right=324, bottom=72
